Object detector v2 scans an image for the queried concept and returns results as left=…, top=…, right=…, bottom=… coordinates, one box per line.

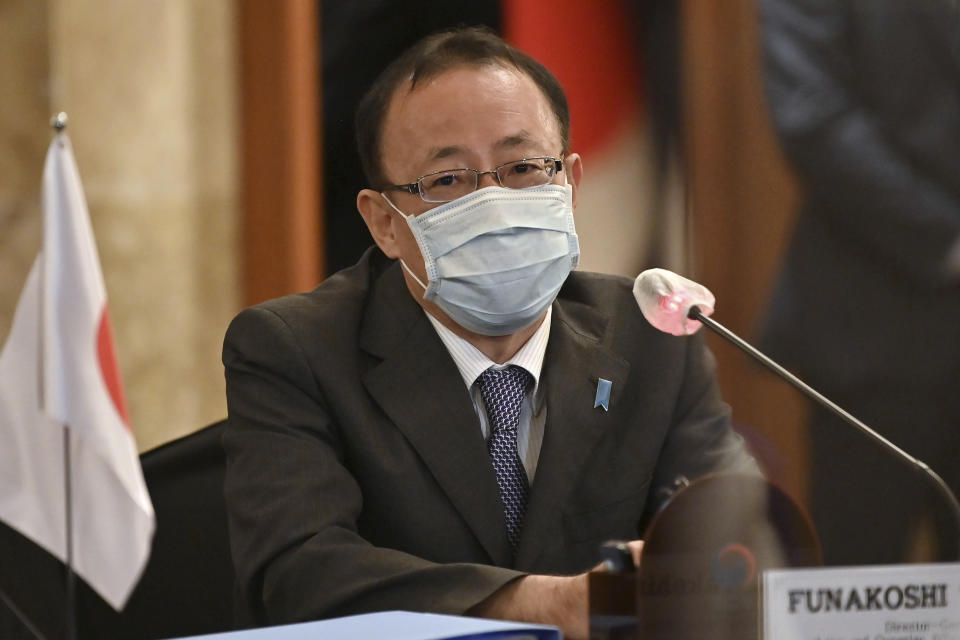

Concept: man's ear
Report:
left=564, top=152, right=584, bottom=208
left=357, top=189, right=402, bottom=258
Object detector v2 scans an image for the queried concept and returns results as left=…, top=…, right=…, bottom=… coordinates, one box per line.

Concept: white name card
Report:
left=762, top=563, right=960, bottom=640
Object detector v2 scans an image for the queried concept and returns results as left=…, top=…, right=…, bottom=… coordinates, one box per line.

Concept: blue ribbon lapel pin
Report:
left=594, top=378, right=612, bottom=411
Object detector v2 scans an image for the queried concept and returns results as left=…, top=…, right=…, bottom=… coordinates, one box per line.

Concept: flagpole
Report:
left=51, top=111, right=77, bottom=640
left=62, top=426, right=76, bottom=640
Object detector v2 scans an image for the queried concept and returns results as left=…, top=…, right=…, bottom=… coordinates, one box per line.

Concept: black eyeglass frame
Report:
left=386, top=157, right=564, bottom=203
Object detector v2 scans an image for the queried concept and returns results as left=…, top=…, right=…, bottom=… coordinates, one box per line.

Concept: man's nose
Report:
left=476, top=170, right=500, bottom=188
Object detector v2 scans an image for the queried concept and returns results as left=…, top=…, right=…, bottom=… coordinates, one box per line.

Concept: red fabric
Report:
left=97, top=308, right=130, bottom=427
left=502, top=0, right=644, bottom=155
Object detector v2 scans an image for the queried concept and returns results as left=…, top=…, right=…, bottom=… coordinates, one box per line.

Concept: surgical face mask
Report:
left=382, top=183, right=580, bottom=336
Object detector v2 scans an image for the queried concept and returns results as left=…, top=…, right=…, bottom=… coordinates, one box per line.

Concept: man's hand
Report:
left=469, top=573, right=591, bottom=639
left=468, top=540, right=644, bottom=640
left=612, top=539, right=645, bottom=571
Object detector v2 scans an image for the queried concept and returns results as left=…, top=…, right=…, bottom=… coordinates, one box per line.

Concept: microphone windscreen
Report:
left=633, top=268, right=716, bottom=336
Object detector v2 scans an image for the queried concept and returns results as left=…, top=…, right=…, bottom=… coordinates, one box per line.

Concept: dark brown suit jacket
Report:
left=222, top=247, right=756, bottom=625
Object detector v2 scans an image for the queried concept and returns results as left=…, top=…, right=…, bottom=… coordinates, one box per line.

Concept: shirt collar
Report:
left=425, top=306, right=551, bottom=391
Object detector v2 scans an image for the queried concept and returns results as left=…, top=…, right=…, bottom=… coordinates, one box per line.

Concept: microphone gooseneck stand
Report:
left=687, top=304, right=960, bottom=560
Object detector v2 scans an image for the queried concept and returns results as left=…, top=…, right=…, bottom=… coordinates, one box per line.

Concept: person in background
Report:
left=758, top=0, right=960, bottom=565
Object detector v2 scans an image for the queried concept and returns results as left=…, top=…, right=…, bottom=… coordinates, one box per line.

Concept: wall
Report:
left=0, top=0, right=240, bottom=451
left=682, top=0, right=808, bottom=504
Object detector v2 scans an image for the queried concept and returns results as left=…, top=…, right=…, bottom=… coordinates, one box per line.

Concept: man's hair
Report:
left=355, top=26, right=571, bottom=190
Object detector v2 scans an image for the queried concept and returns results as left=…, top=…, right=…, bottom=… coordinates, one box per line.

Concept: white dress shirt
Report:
left=425, top=308, right=551, bottom=483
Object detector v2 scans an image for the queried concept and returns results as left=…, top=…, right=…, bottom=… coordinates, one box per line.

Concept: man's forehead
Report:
left=381, top=64, right=560, bottom=154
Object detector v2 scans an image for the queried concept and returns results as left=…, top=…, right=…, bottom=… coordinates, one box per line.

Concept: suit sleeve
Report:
left=647, top=333, right=761, bottom=520
left=760, top=0, right=960, bottom=284
left=221, top=307, right=523, bottom=625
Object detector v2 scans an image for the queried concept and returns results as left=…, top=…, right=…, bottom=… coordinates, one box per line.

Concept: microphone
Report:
left=633, top=268, right=960, bottom=559
left=631, top=268, right=715, bottom=336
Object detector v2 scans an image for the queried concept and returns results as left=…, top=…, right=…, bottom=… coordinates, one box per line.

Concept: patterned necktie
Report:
left=477, top=365, right=532, bottom=551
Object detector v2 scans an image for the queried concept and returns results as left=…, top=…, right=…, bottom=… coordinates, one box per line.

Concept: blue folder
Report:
left=171, top=611, right=561, bottom=640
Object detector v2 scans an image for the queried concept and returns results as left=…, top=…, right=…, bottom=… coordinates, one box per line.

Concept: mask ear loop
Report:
left=380, top=192, right=410, bottom=218
left=398, top=258, right=429, bottom=292
left=380, top=192, right=430, bottom=292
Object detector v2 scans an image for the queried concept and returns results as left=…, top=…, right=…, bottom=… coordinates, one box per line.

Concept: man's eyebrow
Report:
left=427, top=145, right=466, bottom=161
left=422, top=132, right=544, bottom=165
left=494, top=132, right=535, bottom=149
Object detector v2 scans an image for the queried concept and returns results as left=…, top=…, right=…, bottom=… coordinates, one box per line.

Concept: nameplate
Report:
left=762, top=563, right=960, bottom=640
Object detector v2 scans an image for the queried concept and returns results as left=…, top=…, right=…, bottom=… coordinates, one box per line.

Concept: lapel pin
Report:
left=594, top=378, right=612, bottom=412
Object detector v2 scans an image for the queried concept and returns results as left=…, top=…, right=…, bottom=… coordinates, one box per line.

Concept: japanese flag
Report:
left=0, top=131, right=155, bottom=610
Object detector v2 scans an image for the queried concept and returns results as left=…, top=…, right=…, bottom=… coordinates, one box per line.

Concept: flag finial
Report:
left=50, top=112, right=69, bottom=131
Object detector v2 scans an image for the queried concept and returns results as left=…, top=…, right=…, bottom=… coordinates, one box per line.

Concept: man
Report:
left=222, top=27, right=757, bottom=638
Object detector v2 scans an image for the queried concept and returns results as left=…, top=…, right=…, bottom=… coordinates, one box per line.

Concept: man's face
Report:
left=357, top=63, right=582, bottom=332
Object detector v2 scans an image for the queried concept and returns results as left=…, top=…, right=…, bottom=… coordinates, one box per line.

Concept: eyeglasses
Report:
left=386, top=157, right=564, bottom=203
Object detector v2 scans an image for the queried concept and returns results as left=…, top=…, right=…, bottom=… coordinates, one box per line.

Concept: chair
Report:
left=0, top=420, right=235, bottom=639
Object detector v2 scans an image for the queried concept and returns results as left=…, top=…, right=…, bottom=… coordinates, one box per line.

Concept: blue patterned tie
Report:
left=477, top=365, right=532, bottom=552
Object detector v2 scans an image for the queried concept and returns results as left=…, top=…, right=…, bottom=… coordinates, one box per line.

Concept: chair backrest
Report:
left=0, top=420, right=235, bottom=640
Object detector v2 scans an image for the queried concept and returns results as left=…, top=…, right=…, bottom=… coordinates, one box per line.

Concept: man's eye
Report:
left=505, top=160, right=547, bottom=177
left=426, top=173, right=459, bottom=189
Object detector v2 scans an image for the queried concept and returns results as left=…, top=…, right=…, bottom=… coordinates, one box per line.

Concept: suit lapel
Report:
left=359, top=264, right=511, bottom=566
left=515, top=298, right=630, bottom=568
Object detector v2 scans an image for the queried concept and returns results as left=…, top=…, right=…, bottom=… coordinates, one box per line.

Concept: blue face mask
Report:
left=382, top=184, right=580, bottom=336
